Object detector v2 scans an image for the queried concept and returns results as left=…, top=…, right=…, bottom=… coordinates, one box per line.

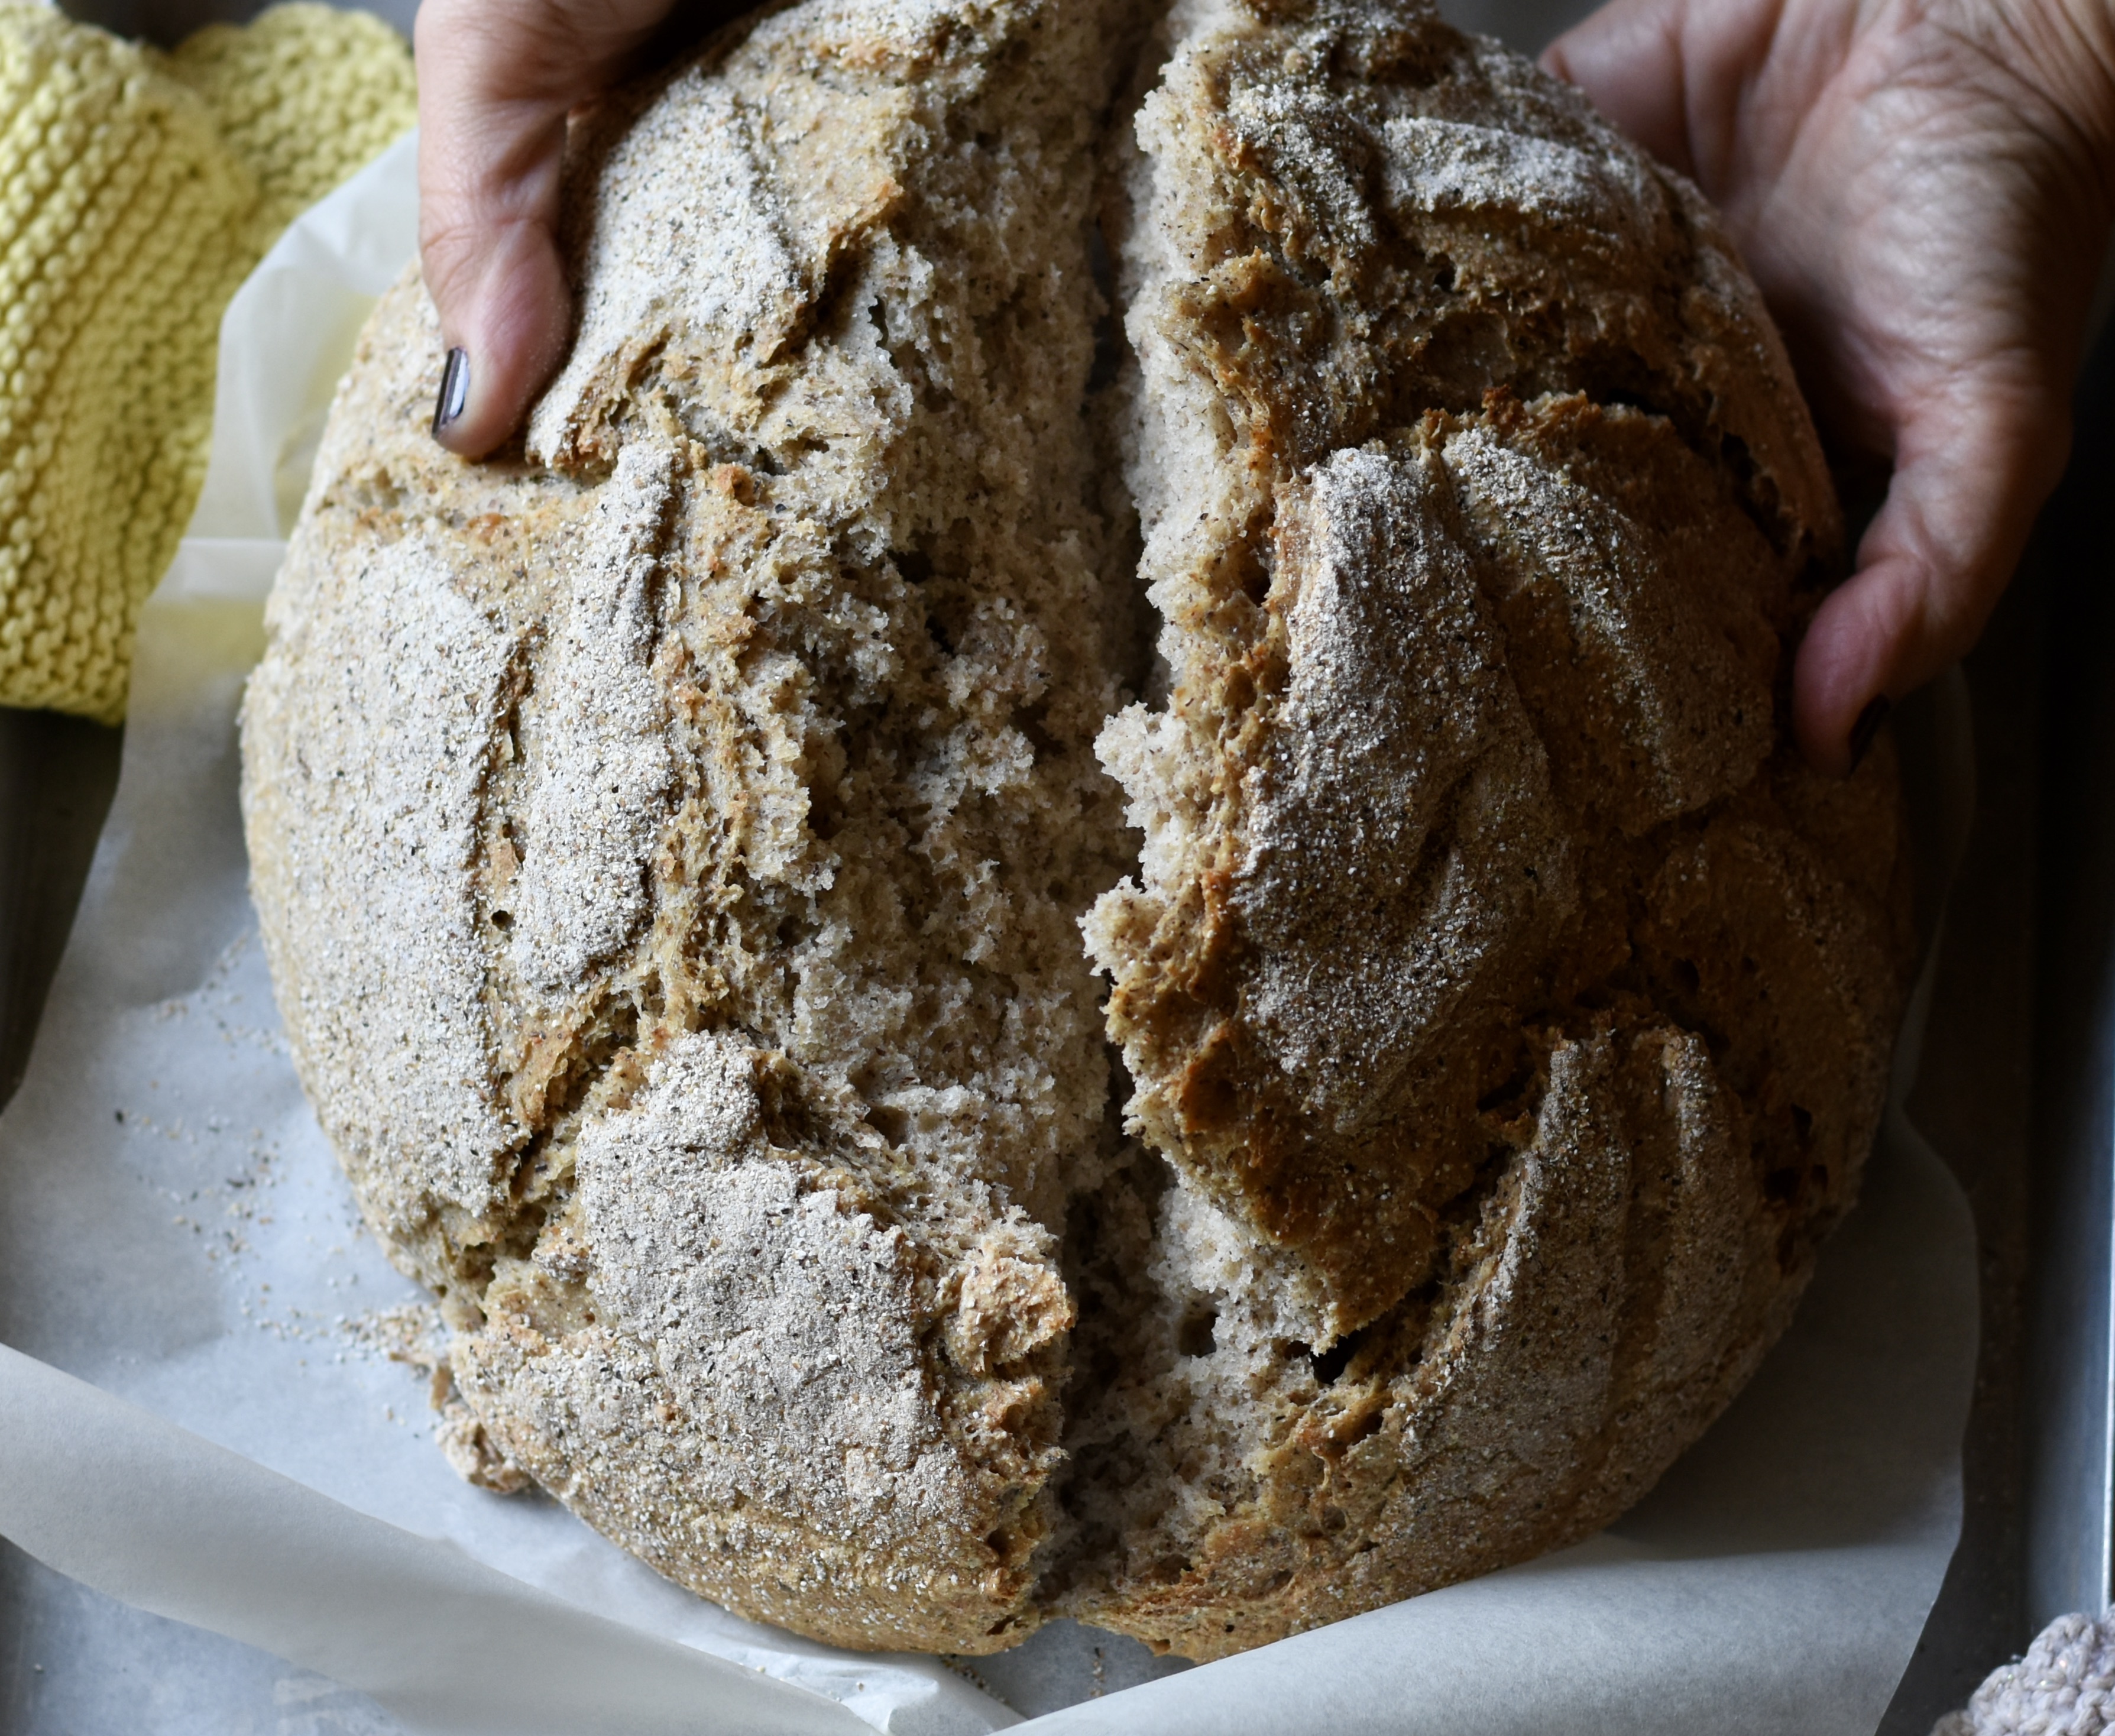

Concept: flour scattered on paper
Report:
left=109, top=931, right=289, bottom=1267
left=339, top=1302, right=533, bottom=1494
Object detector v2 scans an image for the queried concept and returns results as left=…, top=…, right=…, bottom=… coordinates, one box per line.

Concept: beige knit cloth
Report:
left=1937, top=1609, right=2115, bottom=1735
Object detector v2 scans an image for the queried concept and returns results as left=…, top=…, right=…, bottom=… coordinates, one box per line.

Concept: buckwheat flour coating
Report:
left=240, top=0, right=1913, bottom=1662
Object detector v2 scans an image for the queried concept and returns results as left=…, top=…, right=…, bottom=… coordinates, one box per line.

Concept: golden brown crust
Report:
left=1065, top=0, right=1906, bottom=1659
left=241, top=0, right=1911, bottom=1666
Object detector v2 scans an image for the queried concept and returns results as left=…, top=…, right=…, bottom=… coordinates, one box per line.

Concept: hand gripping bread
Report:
left=239, top=0, right=1914, bottom=1662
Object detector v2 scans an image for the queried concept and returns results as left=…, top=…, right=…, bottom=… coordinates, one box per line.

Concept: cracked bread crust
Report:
left=240, top=0, right=1913, bottom=1669
left=1065, top=0, right=1910, bottom=1656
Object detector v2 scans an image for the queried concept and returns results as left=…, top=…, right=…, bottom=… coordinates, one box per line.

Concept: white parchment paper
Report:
left=0, top=132, right=1980, bottom=1736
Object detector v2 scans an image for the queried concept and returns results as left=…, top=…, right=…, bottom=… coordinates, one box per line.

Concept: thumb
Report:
left=414, top=0, right=672, bottom=458
left=417, top=120, right=572, bottom=459
left=1793, top=373, right=2068, bottom=773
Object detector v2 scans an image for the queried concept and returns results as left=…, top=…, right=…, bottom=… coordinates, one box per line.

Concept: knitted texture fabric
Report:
left=1935, top=1609, right=2115, bottom=1736
left=0, top=1, right=414, bottom=722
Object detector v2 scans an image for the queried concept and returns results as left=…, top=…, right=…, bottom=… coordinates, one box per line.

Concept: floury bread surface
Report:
left=244, top=0, right=1144, bottom=1652
left=239, top=0, right=1915, bottom=1662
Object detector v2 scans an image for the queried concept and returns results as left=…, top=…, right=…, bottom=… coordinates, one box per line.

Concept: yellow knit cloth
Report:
left=0, top=1, right=415, bottom=721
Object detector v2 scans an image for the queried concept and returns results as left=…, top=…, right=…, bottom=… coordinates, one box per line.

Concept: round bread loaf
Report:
left=239, top=0, right=1913, bottom=1662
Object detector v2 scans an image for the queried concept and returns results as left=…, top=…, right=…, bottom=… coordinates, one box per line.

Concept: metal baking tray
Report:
left=2, top=0, right=2108, bottom=1728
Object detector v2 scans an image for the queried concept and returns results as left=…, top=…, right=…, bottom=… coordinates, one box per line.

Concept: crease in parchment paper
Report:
left=0, top=122, right=1978, bottom=1736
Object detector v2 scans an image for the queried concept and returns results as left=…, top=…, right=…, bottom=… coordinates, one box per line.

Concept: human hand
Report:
left=1546, top=0, right=2115, bottom=773
left=416, top=0, right=695, bottom=458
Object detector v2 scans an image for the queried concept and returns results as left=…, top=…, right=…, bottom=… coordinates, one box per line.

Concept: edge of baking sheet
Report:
left=2027, top=323, right=2115, bottom=1633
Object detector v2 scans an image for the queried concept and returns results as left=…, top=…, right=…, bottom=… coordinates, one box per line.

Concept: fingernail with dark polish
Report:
left=1848, top=695, right=1891, bottom=772
left=432, top=347, right=469, bottom=438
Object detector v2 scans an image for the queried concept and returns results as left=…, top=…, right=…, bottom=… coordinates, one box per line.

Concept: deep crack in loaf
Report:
left=239, top=0, right=1915, bottom=1663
